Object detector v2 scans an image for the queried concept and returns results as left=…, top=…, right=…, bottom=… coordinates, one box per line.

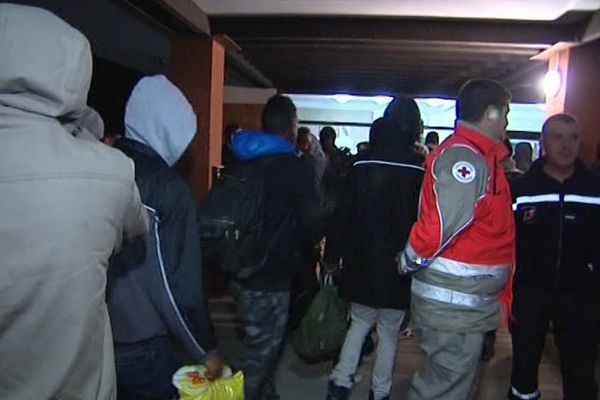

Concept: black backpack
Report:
left=198, top=156, right=290, bottom=279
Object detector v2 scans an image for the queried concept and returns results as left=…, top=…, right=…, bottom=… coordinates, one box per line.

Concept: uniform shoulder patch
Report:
left=452, top=161, right=476, bottom=183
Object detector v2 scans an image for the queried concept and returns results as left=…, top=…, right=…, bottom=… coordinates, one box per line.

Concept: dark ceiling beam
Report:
left=243, top=48, right=501, bottom=57
left=263, top=67, right=485, bottom=77
left=281, top=78, right=456, bottom=87
left=211, top=34, right=274, bottom=88
left=122, top=0, right=211, bottom=36
left=502, top=61, right=547, bottom=89
left=211, top=16, right=587, bottom=47
left=257, top=57, right=491, bottom=66
left=241, top=49, right=526, bottom=61
left=242, top=50, right=537, bottom=62
left=264, top=64, right=523, bottom=79
left=243, top=56, right=524, bottom=68
left=288, top=69, right=475, bottom=76
left=425, top=62, right=504, bottom=94
left=226, top=51, right=274, bottom=88
left=238, top=40, right=544, bottom=56
left=155, top=0, right=210, bottom=35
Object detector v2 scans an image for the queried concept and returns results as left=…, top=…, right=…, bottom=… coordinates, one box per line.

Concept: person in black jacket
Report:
left=106, top=75, right=223, bottom=400
left=509, top=114, right=600, bottom=400
left=289, top=128, right=328, bottom=331
left=230, top=95, right=325, bottom=400
left=326, top=97, right=425, bottom=400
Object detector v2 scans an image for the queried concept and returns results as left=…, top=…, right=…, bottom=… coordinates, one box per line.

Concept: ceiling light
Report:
left=373, top=96, right=393, bottom=105
left=333, top=94, right=353, bottom=104
left=424, top=98, right=445, bottom=108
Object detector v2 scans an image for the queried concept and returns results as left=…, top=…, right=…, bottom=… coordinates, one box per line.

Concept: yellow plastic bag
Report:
left=173, top=365, right=244, bottom=400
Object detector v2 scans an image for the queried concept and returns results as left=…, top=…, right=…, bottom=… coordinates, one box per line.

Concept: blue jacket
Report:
left=229, top=131, right=325, bottom=291
left=231, top=131, right=296, bottom=161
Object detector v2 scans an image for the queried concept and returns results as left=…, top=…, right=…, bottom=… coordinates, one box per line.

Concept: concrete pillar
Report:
left=170, top=37, right=225, bottom=200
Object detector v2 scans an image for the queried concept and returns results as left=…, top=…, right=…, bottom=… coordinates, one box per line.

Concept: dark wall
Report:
left=88, top=57, right=143, bottom=137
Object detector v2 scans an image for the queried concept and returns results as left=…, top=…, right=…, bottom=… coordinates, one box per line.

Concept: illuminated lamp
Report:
left=541, top=69, right=562, bottom=98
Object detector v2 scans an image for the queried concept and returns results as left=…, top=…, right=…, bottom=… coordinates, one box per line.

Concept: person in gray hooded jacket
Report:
left=0, top=5, right=148, bottom=400
left=106, top=75, right=223, bottom=400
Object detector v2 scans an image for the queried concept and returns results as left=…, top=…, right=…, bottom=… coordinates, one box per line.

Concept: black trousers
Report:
left=510, top=285, right=599, bottom=400
left=115, top=336, right=177, bottom=400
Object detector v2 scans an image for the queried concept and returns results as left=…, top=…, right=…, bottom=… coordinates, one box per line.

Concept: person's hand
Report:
left=396, top=252, right=407, bottom=274
left=205, top=352, right=225, bottom=381
left=413, top=142, right=429, bottom=158
left=396, top=251, right=416, bottom=275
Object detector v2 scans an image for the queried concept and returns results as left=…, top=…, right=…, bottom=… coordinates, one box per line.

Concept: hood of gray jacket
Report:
left=0, top=4, right=92, bottom=121
left=124, top=75, right=197, bottom=166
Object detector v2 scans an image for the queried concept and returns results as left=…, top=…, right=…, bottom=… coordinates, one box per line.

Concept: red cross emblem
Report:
left=458, top=166, right=472, bottom=178
left=452, top=161, right=476, bottom=183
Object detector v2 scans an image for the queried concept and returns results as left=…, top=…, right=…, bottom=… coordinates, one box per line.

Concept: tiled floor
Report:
left=210, top=296, right=599, bottom=399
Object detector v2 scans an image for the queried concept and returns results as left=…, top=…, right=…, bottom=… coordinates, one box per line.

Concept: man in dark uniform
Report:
left=509, top=114, right=600, bottom=400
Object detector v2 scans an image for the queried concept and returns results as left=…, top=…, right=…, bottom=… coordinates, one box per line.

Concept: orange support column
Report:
left=544, top=39, right=600, bottom=164
left=563, top=39, right=600, bottom=163
left=170, top=37, right=225, bottom=200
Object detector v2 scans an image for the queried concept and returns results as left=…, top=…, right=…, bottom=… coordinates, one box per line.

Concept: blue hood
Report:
left=231, top=131, right=296, bottom=161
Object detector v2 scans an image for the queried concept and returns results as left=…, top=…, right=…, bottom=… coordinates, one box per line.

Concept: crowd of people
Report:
left=1, top=4, right=599, bottom=400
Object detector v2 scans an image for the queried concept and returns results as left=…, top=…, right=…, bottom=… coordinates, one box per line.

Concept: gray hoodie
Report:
left=0, top=5, right=148, bottom=400
left=124, top=74, right=197, bottom=166
left=107, top=74, right=217, bottom=367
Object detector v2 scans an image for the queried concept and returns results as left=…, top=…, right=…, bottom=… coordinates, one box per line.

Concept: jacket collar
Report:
left=529, top=157, right=590, bottom=184
left=117, top=138, right=168, bottom=166
left=455, top=121, right=509, bottom=160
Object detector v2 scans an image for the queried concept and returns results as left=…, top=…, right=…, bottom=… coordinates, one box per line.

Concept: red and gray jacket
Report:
left=400, top=123, right=515, bottom=332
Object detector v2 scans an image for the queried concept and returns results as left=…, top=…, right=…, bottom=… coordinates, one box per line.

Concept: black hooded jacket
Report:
left=107, top=139, right=217, bottom=360
left=326, top=151, right=424, bottom=309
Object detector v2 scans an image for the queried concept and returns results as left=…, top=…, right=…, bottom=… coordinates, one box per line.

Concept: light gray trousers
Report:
left=407, top=326, right=484, bottom=400
left=331, top=302, right=405, bottom=400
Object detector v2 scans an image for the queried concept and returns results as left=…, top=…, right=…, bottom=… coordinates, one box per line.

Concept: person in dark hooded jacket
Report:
left=326, top=97, right=425, bottom=400
left=106, top=75, right=223, bottom=400
left=230, top=95, right=325, bottom=400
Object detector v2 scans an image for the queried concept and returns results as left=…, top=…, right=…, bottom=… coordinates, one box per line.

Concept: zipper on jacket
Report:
left=492, top=156, right=497, bottom=194
left=555, top=193, right=565, bottom=289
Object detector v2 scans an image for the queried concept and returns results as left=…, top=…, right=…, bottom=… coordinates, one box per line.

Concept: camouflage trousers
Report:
left=231, top=282, right=290, bottom=400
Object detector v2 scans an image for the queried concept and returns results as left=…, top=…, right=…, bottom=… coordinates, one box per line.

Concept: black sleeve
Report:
left=292, top=158, right=326, bottom=245
left=152, top=178, right=217, bottom=362
left=322, top=167, right=355, bottom=265
left=397, top=171, right=424, bottom=251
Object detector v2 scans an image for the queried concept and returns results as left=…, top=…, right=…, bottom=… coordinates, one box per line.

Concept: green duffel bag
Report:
left=292, top=274, right=349, bottom=362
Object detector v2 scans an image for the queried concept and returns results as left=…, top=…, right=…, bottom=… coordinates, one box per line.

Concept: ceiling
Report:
left=164, top=1, right=600, bottom=102
left=195, top=0, right=600, bottom=20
